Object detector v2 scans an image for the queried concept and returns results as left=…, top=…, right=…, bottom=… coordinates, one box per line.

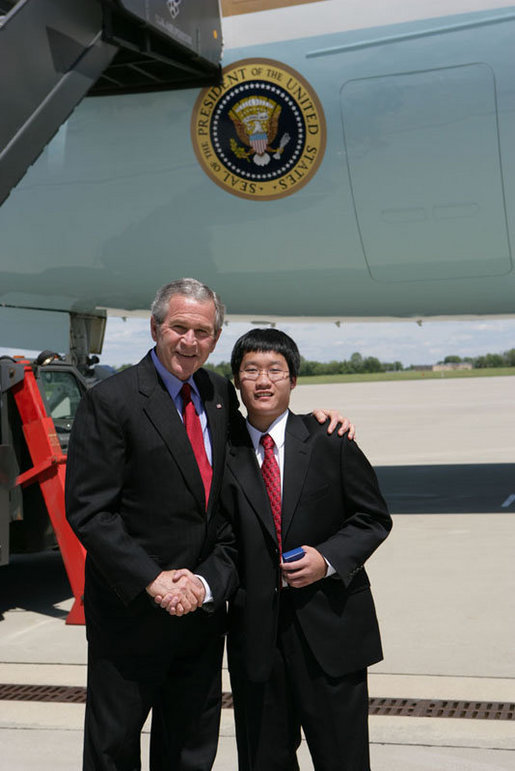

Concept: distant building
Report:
left=432, top=362, right=473, bottom=371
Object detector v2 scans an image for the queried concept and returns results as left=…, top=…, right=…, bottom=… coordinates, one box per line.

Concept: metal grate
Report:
left=368, top=697, right=514, bottom=720
left=0, top=684, right=513, bottom=719
left=0, top=683, right=87, bottom=703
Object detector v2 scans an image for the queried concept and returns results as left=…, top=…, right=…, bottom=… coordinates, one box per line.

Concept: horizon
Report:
left=3, top=317, right=514, bottom=369
left=97, top=316, right=515, bottom=369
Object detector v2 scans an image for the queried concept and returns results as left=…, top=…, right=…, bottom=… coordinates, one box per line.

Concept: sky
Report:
left=91, top=315, right=515, bottom=369
left=1, top=317, right=514, bottom=369
left=2, top=315, right=514, bottom=369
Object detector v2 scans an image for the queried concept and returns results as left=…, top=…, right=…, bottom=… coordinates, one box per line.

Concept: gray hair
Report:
left=150, top=278, right=225, bottom=333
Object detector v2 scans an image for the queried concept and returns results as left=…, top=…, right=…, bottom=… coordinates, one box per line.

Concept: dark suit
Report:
left=222, top=412, right=392, bottom=771
left=65, top=352, right=240, bottom=771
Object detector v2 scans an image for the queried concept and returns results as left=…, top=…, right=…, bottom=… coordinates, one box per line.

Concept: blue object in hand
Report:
left=282, top=547, right=305, bottom=563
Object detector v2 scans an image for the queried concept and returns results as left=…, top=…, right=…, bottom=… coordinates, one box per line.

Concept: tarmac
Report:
left=1, top=375, right=514, bottom=770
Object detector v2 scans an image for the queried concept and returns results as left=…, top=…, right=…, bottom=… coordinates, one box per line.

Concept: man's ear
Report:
left=150, top=316, right=158, bottom=342
left=290, top=376, right=297, bottom=391
left=234, top=374, right=241, bottom=391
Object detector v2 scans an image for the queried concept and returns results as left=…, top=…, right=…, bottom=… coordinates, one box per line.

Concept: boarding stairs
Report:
left=0, top=0, right=222, bottom=206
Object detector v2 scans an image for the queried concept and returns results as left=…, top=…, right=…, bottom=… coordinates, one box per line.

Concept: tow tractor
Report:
left=0, top=352, right=89, bottom=624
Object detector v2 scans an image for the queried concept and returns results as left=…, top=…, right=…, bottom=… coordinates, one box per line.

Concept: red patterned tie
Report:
left=181, top=383, right=212, bottom=508
left=260, top=433, right=282, bottom=555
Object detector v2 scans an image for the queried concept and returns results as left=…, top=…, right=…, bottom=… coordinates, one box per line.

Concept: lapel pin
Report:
left=216, top=403, right=223, bottom=409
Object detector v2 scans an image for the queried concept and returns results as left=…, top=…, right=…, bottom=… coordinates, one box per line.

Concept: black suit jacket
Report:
left=222, top=411, right=392, bottom=682
left=65, top=352, right=240, bottom=654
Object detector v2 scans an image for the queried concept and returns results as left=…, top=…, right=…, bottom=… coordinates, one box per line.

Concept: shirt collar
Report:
left=246, top=410, right=289, bottom=451
left=150, top=347, right=199, bottom=400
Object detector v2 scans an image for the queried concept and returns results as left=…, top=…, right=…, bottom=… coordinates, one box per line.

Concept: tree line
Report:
left=442, top=350, right=515, bottom=368
left=203, top=348, right=515, bottom=378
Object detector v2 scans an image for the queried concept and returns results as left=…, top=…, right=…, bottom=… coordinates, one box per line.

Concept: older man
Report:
left=66, top=278, right=350, bottom=771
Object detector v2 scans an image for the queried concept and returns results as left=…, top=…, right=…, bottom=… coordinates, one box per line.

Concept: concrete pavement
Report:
left=1, top=376, right=514, bottom=769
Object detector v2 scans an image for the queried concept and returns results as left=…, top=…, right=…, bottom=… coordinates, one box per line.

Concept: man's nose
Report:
left=181, top=329, right=197, bottom=345
left=256, top=369, right=272, bottom=384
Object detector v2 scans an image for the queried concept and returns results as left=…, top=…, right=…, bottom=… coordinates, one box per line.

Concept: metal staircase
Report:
left=0, top=0, right=222, bottom=206
left=0, top=0, right=117, bottom=207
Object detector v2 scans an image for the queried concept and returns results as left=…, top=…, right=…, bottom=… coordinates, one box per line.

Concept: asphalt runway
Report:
left=376, top=463, right=514, bottom=514
left=1, top=375, right=514, bottom=770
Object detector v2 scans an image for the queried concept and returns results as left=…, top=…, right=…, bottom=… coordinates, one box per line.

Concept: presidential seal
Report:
left=191, top=59, right=326, bottom=200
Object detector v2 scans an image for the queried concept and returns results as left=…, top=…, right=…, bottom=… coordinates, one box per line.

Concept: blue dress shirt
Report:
left=151, top=348, right=213, bottom=464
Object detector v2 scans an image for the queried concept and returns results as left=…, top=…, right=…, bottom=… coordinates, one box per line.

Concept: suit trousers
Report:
left=230, top=591, right=371, bottom=771
left=83, top=633, right=224, bottom=771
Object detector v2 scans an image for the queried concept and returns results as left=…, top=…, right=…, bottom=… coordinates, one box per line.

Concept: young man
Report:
left=222, top=328, right=392, bottom=771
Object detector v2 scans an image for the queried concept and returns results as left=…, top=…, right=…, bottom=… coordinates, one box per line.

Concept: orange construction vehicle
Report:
left=0, top=352, right=89, bottom=624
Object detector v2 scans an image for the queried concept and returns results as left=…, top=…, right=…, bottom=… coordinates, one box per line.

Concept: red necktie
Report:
left=260, top=434, right=282, bottom=555
left=181, top=383, right=212, bottom=508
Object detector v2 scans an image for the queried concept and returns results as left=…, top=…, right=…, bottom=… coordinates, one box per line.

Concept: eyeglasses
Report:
left=239, top=367, right=290, bottom=382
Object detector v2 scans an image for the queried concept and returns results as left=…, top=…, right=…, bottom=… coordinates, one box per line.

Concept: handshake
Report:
left=146, top=569, right=206, bottom=617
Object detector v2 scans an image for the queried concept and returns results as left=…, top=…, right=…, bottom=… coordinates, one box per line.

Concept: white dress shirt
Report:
left=246, top=410, right=335, bottom=577
left=246, top=410, right=288, bottom=493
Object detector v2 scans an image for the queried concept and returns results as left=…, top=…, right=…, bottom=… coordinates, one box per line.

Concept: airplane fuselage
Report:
left=1, top=0, right=514, bottom=345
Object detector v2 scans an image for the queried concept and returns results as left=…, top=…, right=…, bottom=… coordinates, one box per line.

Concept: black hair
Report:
left=231, top=328, right=301, bottom=379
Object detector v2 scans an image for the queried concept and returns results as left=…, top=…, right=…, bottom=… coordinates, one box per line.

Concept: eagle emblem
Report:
left=191, top=58, right=326, bottom=200
left=228, top=96, right=291, bottom=167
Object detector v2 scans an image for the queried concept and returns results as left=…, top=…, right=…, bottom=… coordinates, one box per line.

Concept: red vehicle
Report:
left=0, top=353, right=89, bottom=623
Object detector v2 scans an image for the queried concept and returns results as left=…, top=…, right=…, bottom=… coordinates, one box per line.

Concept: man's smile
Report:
left=254, top=390, right=273, bottom=399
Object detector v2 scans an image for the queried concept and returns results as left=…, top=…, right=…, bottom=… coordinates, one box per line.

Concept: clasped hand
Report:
left=146, top=569, right=205, bottom=616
